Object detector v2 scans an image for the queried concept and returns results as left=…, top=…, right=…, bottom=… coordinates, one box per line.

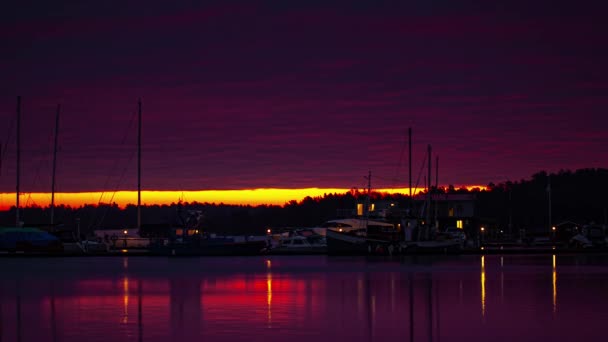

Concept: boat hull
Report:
left=153, top=240, right=267, bottom=256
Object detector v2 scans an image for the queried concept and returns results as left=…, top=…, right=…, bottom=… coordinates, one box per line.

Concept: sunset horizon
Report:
left=0, top=185, right=489, bottom=210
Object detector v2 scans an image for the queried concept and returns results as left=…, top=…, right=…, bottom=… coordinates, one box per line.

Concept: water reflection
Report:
left=1, top=255, right=608, bottom=341
left=266, top=259, right=272, bottom=328
left=552, top=254, right=557, bottom=314
left=481, top=255, right=486, bottom=319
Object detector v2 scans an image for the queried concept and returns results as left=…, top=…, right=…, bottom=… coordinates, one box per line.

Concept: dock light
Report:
left=266, top=228, right=271, bottom=234
left=195, top=229, right=199, bottom=234
left=338, top=228, right=343, bottom=232
left=123, top=230, right=128, bottom=235
left=480, top=227, right=485, bottom=232
left=552, top=226, right=556, bottom=231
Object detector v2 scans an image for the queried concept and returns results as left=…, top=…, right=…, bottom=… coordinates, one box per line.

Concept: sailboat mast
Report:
left=426, top=144, right=432, bottom=234
left=434, top=155, right=438, bottom=229
left=16, top=96, right=21, bottom=227
left=365, top=170, right=371, bottom=228
left=137, top=99, right=142, bottom=230
left=408, top=127, right=412, bottom=210
left=50, top=104, right=60, bottom=225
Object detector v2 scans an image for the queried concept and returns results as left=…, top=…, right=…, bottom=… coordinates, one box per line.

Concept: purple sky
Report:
left=1, top=0, right=607, bottom=193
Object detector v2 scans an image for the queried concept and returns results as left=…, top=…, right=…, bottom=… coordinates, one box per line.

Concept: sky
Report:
left=1, top=0, right=607, bottom=206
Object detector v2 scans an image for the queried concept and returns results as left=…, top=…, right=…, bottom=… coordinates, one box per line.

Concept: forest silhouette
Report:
left=1, top=168, right=606, bottom=237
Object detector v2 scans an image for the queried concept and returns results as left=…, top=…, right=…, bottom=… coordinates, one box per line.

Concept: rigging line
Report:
left=89, top=108, right=138, bottom=230
left=392, top=131, right=409, bottom=190
left=95, top=109, right=138, bottom=206
left=99, top=146, right=135, bottom=231
left=30, top=130, right=55, bottom=204
left=414, top=148, right=427, bottom=194
left=0, top=115, right=16, bottom=176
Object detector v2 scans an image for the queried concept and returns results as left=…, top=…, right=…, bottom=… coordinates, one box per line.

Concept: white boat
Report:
left=270, top=234, right=327, bottom=254
left=318, top=218, right=398, bottom=255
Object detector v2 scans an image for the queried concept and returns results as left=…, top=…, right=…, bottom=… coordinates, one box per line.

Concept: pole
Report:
left=16, top=96, right=21, bottom=227
left=137, top=99, right=142, bottom=230
left=426, top=144, right=432, bottom=239
left=365, top=170, right=371, bottom=221
left=408, top=127, right=412, bottom=211
left=51, top=104, right=60, bottom=225
left=548, top=175, right=552, bottom=234
left=434, top=155, right=439, bottom=230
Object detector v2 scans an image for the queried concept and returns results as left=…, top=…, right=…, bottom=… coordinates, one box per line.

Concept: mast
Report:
left=547, top=174, right=552, bottom=233
left=16, top=96, right=21, bottom=227
left=426, top=144, right=432, bottom=237
left=137, top=99, right=142, bottom=230
left=434, top=155, right=438, bottom=229
left=408, top=127, right=412, bottom=211
left=365, top=170, right=371, bottom=221
left=50, top=104, right=60, bottom=225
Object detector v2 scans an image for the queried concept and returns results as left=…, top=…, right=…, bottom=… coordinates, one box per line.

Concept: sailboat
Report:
left=322, top=171, right=401, bottom=255
left=0, top=96, right=63, bottom=253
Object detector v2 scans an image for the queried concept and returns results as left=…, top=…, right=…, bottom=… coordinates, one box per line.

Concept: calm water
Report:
left=1, top=254, right=608, bottom=342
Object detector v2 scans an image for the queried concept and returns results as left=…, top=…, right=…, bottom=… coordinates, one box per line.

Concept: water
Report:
left=1, top=254, right=608, bottom=341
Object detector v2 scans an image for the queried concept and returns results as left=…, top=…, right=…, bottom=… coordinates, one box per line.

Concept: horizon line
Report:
left=0, top=185, right=488, bottom=210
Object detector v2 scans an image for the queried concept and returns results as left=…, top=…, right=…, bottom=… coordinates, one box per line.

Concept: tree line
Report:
left=1, top=168, right=606, bottom=236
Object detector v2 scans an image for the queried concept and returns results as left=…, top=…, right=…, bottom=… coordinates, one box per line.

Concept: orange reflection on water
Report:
left=481, top=255, right=486, bottom=319
left=552, top=254, right=557, bottom=314
left=122, top=277, right=129, bottom=324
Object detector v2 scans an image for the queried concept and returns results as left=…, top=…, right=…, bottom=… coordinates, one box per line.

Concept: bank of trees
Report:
left=1, top=168, right=606, bottom=236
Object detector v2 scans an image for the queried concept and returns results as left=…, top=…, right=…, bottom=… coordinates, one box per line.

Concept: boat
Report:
left=322, top=217, right=400, bottom=255
left=155, top=234, right=268, bottom=256
left=149, top=207, right=268, bottom=256
left=269, top=230, right=327, bottom=255
left=0, top=227, right=63, bottom=254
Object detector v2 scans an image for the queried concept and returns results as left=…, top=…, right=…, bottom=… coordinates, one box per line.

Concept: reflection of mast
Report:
left=409, top=273, right=414, bottom=342
left=138, top=280, right=143, bottom=342
left=16, top=293, right=22, bottom=342
left=0, top=293, right=3, bottom=342
left=50, top=282, right=58, bottom=342
left=428, top=276, right=433, bottom=342
left=365, top=273, right=374, bottom=342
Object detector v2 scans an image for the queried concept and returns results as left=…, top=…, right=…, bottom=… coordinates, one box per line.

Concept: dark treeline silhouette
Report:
left=476, top=168, right=608, bottom=230
left=1, top=168, right=606, bottom=236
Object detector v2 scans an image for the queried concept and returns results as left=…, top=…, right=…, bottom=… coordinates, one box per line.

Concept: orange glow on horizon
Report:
left=0, top=185, right=487, bottom=210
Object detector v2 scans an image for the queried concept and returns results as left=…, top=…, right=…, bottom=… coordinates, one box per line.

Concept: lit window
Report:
left=449, top=208, right=454, bottom=217
left=357, top=203, right=363, bottom=216
left=456, top=220, right=463, bottom=229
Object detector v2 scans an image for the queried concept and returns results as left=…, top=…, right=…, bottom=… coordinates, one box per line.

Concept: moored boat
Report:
left=270, top=233, right=327, bottom=255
